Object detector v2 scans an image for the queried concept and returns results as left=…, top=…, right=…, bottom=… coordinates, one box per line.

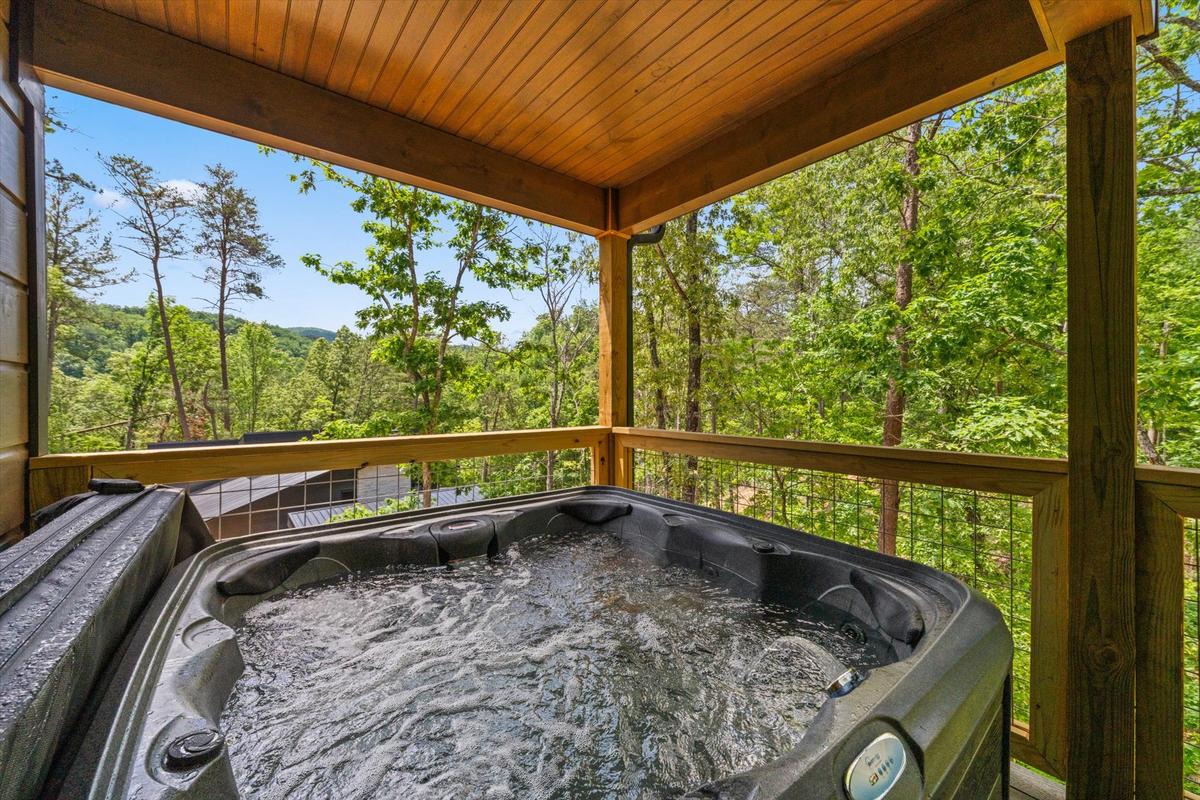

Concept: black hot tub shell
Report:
left=4, top=485, right=1011, bottom=799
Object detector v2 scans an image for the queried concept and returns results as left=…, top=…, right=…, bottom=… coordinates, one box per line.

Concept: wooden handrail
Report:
left=28, top=426, right=611, bottom=487
left=1137, top=464, right=1200, bottom=518
left=612, top=426, right=1067, bottom=496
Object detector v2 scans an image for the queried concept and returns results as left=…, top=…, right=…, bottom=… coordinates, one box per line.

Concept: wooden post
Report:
left=1065, top=16, right=1137, bottom=799
left=1029, top=478, right=1068, bottom=777
left=597, top=227, right=632, bottom=487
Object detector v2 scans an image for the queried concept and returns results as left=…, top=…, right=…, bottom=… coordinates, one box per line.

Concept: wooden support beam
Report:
left=1064, top=16, right=1137, bottom=799
left=617, top=0, right=1057, bottom=233
left=30, top=0, right=607, bottom=235
left=597, top=232, right=631, bottom=487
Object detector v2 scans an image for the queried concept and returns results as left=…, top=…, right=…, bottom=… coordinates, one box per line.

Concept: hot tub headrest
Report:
left=216, top=541, right=320, bottom=596
left=850, top=568, right=925, bottom=646
left=557, top=500, right=633, bottom=525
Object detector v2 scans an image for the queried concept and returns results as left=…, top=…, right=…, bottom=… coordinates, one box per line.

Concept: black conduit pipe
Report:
left=625, top=224, right=666, bottom=428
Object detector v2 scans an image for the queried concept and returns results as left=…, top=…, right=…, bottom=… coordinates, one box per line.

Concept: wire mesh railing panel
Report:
left=632, top=449, right=1035, bottom=723
left=96, top=448, right=593, bottom=541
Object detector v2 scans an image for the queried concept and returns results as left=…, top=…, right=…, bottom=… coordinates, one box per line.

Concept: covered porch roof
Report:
left=33, top=0, right=1153, bottom=234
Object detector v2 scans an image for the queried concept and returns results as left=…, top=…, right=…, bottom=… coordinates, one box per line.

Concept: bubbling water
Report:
left=222, top=529, right=883, bottom=799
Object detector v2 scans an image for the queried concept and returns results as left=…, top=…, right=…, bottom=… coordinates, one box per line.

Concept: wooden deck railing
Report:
left=24, top=425, right=1200, bottom=795
left=27, top=426, right=613, bottom=511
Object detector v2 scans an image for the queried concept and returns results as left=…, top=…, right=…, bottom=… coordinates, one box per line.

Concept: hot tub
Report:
left=42, top=486, right=1010, bottom=799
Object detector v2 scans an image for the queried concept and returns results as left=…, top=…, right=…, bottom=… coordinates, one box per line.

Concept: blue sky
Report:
left=46, top=89, right=560, bottom=339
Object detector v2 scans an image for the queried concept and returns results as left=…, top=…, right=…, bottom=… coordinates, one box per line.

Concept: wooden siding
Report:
left=0, top=3, right=31, bottom=542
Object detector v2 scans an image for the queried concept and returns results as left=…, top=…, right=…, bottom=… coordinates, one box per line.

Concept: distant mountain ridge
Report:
left=57, top=301, right=338, bottom=378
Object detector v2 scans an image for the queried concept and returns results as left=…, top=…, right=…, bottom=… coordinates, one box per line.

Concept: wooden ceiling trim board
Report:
left=194, top=0, right=228, bottom=54
left=549, top=0, right=858, bottom=179
left=617, top=0, right=1055, bottom=231
left=449, top=0, right=602, bottom=141
left=404, top=0, right=510, bottom=123
left=497, top=0, right=697, bottom=160
left=524, top=0, right=746, bottom=168
left=33, top=0, right=608, bottom=233
left=163, top=0, right=200, bottom=41
left=513, top=0, right=717, bottom=165
left=416, top=0, right=542, bottom=128
left=323, top=0, right=386, bottom=96
left=344, top=1, right=413, bottom=101
left=438, top=0, right=577, bottom=136
left=384, top=0, right=480, bottom=117
left=479, top=0, right=661, bottom=151
left=278, top=0, right=320, bottom=81
left=602, top=0, right=939, bottom=186
left=1027, top=0, right=1057, bottom=51
left=302, top=0, right=353, bottom=86
left=364, top=0, right=446, bottom=109
left=1031, top=0, right=1153, bottom=52
left=251, top=0, right=288, bottom=70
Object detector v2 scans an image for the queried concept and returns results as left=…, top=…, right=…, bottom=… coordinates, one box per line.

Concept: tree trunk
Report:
left=878, top=121, right=921, bottom=556
left=153, top=260, right=191, bottom=440
left=682, top=213, right=702, bottom=504
left=682, top=316, right=702, bottom=504
left=217, top=270, right=232, bottom=435
left=685, top=317, right=702, bottom=433
left=645, top=302, right=668, bottom=429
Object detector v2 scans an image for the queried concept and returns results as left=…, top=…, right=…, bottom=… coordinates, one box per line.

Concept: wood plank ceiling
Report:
left=49, top=0, right=1154, bottom=233
left=86, top=0, right=963, bottom=188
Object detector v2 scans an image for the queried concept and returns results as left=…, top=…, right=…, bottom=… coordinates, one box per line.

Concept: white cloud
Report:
left=92, top=188, right=127, bottom=209
left=161, top=178, right=203, bottom=201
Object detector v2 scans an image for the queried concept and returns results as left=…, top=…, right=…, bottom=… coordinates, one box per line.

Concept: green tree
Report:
left=101, top=154, right=194, bottom=438
left=45, top=159, right=121, bottom=370
left=296, top=166, right=540, bottom=504
left=194, top=164, right=283, bottom=434
left=527, top=226, right=595, bottom=486
left=228, top=322, right=286, bottom=433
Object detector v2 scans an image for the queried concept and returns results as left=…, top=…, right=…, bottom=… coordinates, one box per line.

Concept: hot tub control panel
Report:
left=844, top=732, right=907, bottom=799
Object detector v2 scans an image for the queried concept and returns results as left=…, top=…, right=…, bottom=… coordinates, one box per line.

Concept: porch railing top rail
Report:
left=27, top=426, right=611, bottom=485
left=32, top=424, right=1200, bottom=501
left=612, top=426, right=1068, bottom=496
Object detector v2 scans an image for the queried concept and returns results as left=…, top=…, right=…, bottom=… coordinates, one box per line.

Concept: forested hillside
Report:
left=55, top=302, right=332, bottom=378
left=633, top=7, right=1200, bottom=468
left=47, top=8, right=1200, bottom=475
